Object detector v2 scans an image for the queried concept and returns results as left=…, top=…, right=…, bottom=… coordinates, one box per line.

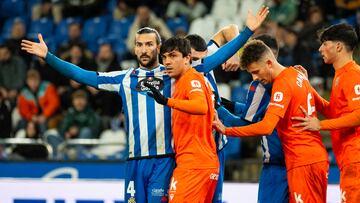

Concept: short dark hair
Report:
left=136, top=27, right=162, bottom=45
left=160, top=37, right=191, bottom=57
left=254, top=34, right=279, bottom=57
left=240, top=40, right=271, bottom=70
left=318, top=23, right=358, bottom=51
left=185, top=34, right=207, bottom=52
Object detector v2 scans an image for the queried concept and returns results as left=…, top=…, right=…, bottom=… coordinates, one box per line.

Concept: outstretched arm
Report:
left=217, top=106, right=250, bottom=127
left=195, top=6, right=269, bottom=73
left=213, top=112, right=280, bottom=137
left=21, top=34, right=98, bottom=88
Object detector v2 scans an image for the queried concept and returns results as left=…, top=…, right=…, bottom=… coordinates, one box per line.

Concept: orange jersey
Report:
left=327, top=61, right=360, bottom=169
left=267, top=68, right=328, bottom=170
left=167, top=68, right=218, bottom=169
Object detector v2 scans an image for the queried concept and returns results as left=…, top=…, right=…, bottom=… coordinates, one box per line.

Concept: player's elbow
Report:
left=192, top=105, right=208, bottom=115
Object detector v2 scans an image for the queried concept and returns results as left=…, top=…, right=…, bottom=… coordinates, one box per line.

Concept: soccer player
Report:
left=213, top=40, right=329, bottom=203
left=185, top=26, right=239, bottom=203
left=217, top=34, right=288, bottom=203
left=20, top=7, right=267, bottom=201
left=145, top=37, right=218, bottom=203
left=21, top=7, right=267, bottom=202
left=292, top=23, right=360, bottom=203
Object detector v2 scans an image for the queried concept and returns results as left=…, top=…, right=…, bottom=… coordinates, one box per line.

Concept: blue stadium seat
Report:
left=108, top=18, right=133, bottom=40
left=166, top=16, right=189, bottom=35
left=113, top=39, right=128, bottom=60
left=82, top=16, right=109, bottom=53
left=28, top=18, right=54, bottom=39
left=2, top=17, right=27, bottom=39
left=107, top=0, right=118, bottom=14
left=55, top=17, right=82, bottom=45
left=0, top=0, right=26, bottom=18
left=330, top=15, right=357, bottom=27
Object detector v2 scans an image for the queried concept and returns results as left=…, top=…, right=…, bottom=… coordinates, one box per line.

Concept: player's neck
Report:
left=272, top=62, right=286, bottom=79
left=333, top=53, right=353, bottom=71
left=177, top=65, right=192, bottom=80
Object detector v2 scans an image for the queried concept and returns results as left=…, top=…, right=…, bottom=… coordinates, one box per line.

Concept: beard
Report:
left=137, top=50, right=158, bottom=68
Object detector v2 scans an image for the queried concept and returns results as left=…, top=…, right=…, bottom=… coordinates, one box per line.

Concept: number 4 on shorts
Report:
left=127, top=181, right=136, bottom=197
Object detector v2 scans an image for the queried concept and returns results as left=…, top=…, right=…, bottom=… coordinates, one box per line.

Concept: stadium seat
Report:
left=0, top=0, right=26, bottom=18
left=27, top=18, right=54, bottom=39
left=107, top=0, right=118, bottom=14
left=82, top=16, right=109, bottom=53
left=166, top=15, right=189, bottom=35
left=2, top=17, right=27, bottom=39
left=108, top=17, right=133, bottom=40
left=188, top=15, right=216, bottom=43
left=113, top=39, right=128, bottom=60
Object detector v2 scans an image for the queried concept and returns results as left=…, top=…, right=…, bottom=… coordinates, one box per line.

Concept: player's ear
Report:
left=266, top=59, right=272, bottom=67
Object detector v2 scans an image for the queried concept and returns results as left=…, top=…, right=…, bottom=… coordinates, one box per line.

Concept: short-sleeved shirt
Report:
left=328, top=61, right=360, bottom=169
left=267, top=68, right=328, bottom=170
left=171, top=68, right=219, bottom=169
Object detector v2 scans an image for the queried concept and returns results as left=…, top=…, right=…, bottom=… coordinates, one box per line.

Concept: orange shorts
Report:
left=287, top=161, right=329, bottom=203
left=168, top=167, right=219, bottom=203
left=340, top=162, right=360, bottom=203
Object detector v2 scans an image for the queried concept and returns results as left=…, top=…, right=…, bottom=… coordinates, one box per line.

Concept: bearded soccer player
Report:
left=292, top=23, right=360, bottom=203
left=145, top=37, right=218, bottom=203
left=213, top=40, right=329, bottom=203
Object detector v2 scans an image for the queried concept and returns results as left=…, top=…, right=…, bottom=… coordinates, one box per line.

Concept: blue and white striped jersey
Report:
left=97, top=65, right=175, bottom=159
left=241, top=80, right=285, bottom=165
left=192, top=40, right=228, bottom=151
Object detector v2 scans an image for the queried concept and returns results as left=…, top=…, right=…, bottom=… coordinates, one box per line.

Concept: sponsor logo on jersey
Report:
left=136, top=77, right=164, bottom=92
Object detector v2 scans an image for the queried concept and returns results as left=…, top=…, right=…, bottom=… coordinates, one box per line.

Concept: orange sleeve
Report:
left=225, top=113, right=280, bottom=136
left=320, top=109, right=360, bottom=130
left=42, top=84, right=60, bottom=118
left=311, top=86, right=331, bottom=118
left=17, top=95, right=33, bottom=121
left=167, top=90, right=208, bottom=115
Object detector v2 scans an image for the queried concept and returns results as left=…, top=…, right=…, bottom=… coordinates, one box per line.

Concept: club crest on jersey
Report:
left=137, top=77, right=164, bottom=92
left=273, top=91, right=283, bottom=102
left=128, top=197, right=136, bottom=203
left=355, top=84, right=360, bottom=95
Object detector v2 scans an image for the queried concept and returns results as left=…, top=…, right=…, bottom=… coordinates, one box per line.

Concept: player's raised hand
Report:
left=222, top=54, right=240, bottom=72
left=21, top=33, right=48, bottom=59
left=245, top=6, right=269, bottom=31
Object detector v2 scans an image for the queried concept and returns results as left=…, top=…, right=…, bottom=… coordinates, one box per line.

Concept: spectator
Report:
left=96, top=43, right=120, bottom=72
left=166, top=0, right=207, bottom=21
left=268, top=0, right=298, bottom=26
left=58, top=89, right=101, bottom=159
left=57, top=22, right=88, bottom=56
left=127, top=5, right=173, bottom=52
left=94, top=43, right=123, bottom=120
left=12, top=121, right=49, bottom=160
left=17, top=69, right=60, bottom=133
left=0, top=91, right=12, bottom=138
left=4, top=19, right=32, bottom=66
left=113, top=0, right=134, bottom=20
left=62, top=43, right=96, bottom=71
left=61, top=0, right=107, bottom=20
left=0, top=44, right=27, bottom=107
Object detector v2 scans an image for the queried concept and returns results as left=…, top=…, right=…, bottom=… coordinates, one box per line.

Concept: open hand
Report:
left=21, top=33, right=48, bottom=58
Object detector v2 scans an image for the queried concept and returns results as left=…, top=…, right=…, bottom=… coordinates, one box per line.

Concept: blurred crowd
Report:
left=0, top=0, right=359, bottom=161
